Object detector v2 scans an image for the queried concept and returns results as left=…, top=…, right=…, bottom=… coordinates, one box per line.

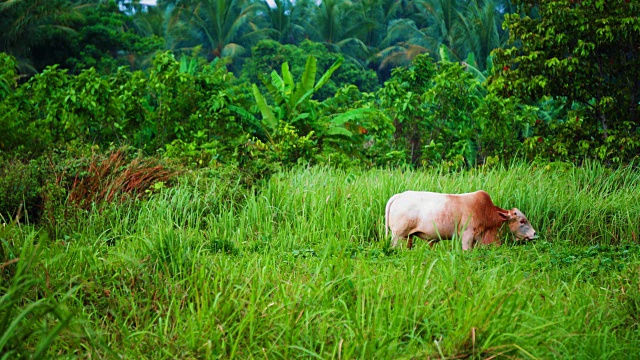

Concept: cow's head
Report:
left=499, top=208, right=537, bottom=241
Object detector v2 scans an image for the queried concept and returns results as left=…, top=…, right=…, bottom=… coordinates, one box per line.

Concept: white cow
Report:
left=385, top=190, right=536, bottom=250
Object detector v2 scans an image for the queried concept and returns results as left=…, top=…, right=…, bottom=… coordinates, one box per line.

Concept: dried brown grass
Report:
left=67, top=150, right=177, bottom=209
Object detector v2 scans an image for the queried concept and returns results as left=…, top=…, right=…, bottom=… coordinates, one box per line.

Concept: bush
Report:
left=0, top=159, right=44, bottom=224
left=377, top=54, right=536, bottom=168
left=0, top=51, right=253, bottom=158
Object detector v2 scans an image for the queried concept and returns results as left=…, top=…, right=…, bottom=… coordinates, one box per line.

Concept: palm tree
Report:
left=0, top=0, right=84, bottom=73
left=376, top=0, right=509, bottom=71
left=300, top=0, right=370, bottom=63
left=255, top=0, right=306, bottom=44
left=377, top=18, right=432, bottom=70
left=165, top=0, right=266, bottom=60
left=130, top=4, right=167, bottom=38
left=415, top=0, right=464, bottom=57
left=351, top=0, right=410, bottom=68
left=455, top=0, right=505, bottom=71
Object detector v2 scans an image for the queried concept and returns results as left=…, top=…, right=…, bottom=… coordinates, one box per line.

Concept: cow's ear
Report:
left=498, top=210, right=515, bottom=221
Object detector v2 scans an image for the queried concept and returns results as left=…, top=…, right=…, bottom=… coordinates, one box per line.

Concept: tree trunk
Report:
left=600, top=111, right=608, bottom=139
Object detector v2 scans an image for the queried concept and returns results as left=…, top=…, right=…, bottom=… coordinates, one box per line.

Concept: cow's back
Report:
left=386, top=190, right=493, bottom=241
left=387, top=191, right=458, bottom=240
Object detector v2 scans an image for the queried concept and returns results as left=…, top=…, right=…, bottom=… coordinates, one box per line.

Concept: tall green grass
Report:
left=4, top=163, right=640, bottom=358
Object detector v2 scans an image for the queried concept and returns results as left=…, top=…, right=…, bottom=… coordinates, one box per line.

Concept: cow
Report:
left=384, top=190, right=536, bottom=250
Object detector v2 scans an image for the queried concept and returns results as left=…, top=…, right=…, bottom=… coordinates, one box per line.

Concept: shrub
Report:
left=0, top=159, right=44, bottom=224
left=378, top=53, right=536, bottom=168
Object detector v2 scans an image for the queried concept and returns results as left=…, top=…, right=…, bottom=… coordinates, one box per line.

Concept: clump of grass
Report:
left=67, top=149, right=176, bottom=209
left=0, top=225, right=81, bottom=358
left=38, top=148, right=179, bottom=239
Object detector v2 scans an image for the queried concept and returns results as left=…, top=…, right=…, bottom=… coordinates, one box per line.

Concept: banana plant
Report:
left=252, top=55, right=342, bottom=125
left=252, top=54, right=384, bottom=142
left=178, top=54, right=199, bottom=75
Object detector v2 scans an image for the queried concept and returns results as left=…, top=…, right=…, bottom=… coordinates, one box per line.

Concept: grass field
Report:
left=2, top=162, right=640, bottom=359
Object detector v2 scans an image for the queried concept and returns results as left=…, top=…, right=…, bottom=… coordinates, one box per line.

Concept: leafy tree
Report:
left=378, top=54, right=436, bottom=165
left=64, top=1, right=163, bottom=73
left=1, top=0, right=163, bottom=75
left=0, top=54, right=32, bottom=152
left=492, top=0, right=640, bottom=163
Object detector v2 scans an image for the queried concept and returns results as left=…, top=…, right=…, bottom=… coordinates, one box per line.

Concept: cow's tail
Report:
left=385, top=194, right=397, bottom=238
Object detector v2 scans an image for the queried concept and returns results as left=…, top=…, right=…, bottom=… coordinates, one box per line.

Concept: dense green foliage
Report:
left=492, top=0, right=640, bottom=163
left=0, top=0, right=161, bottom=74
left=242, top=39, right=379, bottom=100
left=2, top=165, right=640, bottom=357
left=2, top=0, right=639, bottom=166
left=1, top=0, right=513, bottom=75
left=380, top=52, right=537, bottom=167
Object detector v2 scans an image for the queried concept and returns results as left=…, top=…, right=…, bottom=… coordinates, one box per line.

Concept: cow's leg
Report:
left=461, top=228, right=475, bottom=251
left=390, top=235, right=402, bottom=248
left=407, top=236, right=413, bottom=249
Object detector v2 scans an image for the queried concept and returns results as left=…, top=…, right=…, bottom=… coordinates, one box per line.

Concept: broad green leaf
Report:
left=300, top=56, right=317, bottom=94
left=438, top=45, right=454, bottom=63
left=270, top=70, right=287, bottom=107
left=314, top=57, right=343, bottom=93
left=281, top=62, right=294, bottom=97
left=291, top=113, right=310, bottom=124
left=221, top=43, right=245, bottom=58
left=330, top=108, right=377, bottom=126
left=227, top=104, right=261, bottom=126
left=270, top=71, right=284, bottom=94
left=325, top=126, right=353, bottom=137
left=179, top=55, right=188, bottom=73
left=262, top=71, right=286, bottom=106
left=486, top=54, right=494, bottom=73
left=466, top=52, right=476, bottom=68
left=292, top=56, right=317, bottom=106
left=252, top=84, right=277, bottom=130
left=293, top=89, right=315, bottom=110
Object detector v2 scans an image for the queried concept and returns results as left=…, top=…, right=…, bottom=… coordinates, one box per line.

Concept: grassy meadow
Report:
left=2, top=163, right=640, bottom=359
